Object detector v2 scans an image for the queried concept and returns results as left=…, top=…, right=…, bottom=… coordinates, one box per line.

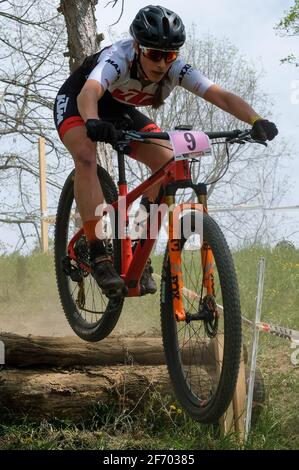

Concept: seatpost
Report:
left=117, top=149, right=127, bottom=188
left=116, top=149, right=133, bottom=275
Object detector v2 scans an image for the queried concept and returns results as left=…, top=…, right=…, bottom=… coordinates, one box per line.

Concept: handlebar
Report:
left=115, top=128, right=267, bottom=147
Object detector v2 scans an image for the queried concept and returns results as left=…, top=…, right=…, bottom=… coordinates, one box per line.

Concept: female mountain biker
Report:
left=53, top=4, right=278, bottom=298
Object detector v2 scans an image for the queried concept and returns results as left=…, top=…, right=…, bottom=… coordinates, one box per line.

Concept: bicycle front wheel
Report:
left=160, top=211, right=242, bottom=423
left=54, top=165, right=124, bottom=342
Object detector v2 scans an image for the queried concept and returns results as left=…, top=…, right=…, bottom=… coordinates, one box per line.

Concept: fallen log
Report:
left=0, top=333, right=261, bottom=423
left=0, top=365, right=172, bottom=420
left=0, top=332, right=216, bottom=367
left=0, top=364, right=265, bottom=422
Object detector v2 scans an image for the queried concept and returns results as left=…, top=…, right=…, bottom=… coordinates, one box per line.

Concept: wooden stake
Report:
left=233, top=352, right=247, bottom=441
left=38, top=137, right=48, bottom=252
left=214, top=334, right=235, bottom=435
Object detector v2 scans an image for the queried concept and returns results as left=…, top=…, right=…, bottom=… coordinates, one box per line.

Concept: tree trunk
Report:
left=58, top=0, right=114, bottom=174
left=58, top=0, right=101, bottom=73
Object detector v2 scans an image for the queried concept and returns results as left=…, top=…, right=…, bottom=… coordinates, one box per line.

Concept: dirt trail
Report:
left=0, top=295, right=161, bottom=338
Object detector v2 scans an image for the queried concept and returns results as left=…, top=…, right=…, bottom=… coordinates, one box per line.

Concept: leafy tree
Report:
left=275, top=0, right=299, bottom=66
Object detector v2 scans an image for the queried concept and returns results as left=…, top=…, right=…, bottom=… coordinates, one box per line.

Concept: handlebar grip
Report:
left=137, top=132, right=170, bottom=140
left=205, top=130, right=243, bottom=139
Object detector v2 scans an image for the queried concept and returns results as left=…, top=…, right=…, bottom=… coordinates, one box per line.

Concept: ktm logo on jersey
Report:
left=112, top=88, right=154, bottom=105
left=56, top=94, right=69, bottom=125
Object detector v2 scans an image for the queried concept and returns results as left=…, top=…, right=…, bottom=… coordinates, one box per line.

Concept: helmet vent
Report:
left=147, top=15, right=156, bottom=27
left=162, top=17, right=170, bottom=36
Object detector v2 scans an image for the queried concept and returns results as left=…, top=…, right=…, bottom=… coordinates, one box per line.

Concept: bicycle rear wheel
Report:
left=54, top=165, right=124, bottom=342
left=161, top=211, right=242, bottom=423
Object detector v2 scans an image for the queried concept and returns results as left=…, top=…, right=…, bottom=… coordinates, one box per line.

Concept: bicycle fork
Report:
left=166, top=190, right=216, bottom=323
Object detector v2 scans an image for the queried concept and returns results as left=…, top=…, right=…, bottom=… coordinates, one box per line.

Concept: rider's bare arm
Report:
left=203, top=84, right=260, bottom=125
left=77, top=80, right=105, bottom=122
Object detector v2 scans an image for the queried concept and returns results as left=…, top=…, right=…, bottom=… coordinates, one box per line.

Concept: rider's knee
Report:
left=148, top=149, right=172, bottom=172
left=74, top=148, right=97, bottom=172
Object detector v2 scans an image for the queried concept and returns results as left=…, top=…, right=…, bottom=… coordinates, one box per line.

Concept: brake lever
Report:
left=243, top=136, right=268, bottom=147
left=228, top=136, right=268, bottom=147
left=123, top=131, right=152, bottom=145
left=121, top=130, right=144, bottom=141
left=236, top=129, right=268, bottom=147
left=227, top=137, right=247, bottom=145
left=252, top=138, right=268, bottom=147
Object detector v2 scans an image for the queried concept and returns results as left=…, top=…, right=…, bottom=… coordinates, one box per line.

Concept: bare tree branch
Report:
left=107, top=0, right=125, bottom=26
left=0, top=0, right=68, bottom=251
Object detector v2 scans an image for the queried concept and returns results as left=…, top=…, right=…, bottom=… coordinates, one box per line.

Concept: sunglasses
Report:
left=140, top=46, right=179, bottom=64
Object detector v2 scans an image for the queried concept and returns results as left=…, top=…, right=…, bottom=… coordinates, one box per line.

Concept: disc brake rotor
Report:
left=202, top=294, right=219, bottom=338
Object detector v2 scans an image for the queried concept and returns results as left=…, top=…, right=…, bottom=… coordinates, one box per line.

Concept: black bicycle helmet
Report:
left=130, top=5, right=186, bottom=50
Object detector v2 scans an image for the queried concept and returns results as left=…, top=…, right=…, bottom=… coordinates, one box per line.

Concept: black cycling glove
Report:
left=85, top=119, right=117, bottom=145
left=251, top=118, right=278, bottom=141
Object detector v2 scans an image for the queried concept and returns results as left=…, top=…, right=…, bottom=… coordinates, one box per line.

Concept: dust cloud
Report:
left=0, top=253, right=161, bottom=338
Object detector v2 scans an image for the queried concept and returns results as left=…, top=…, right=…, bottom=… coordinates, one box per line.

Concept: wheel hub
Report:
left=185, top=294, right=219, bottom=338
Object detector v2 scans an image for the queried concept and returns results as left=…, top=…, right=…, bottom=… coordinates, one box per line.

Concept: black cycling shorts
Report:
left=53, top=88, right=161, bottom=146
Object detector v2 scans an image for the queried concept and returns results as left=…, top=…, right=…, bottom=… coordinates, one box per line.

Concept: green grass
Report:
left=234, top=245, right=299, bottom=330
left=0, top=387, right=297, bottom=450
left=0, top=245, right=298, bottom=449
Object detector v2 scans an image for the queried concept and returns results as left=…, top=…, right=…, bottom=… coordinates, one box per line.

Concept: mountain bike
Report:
left=54, top=122, right=266, bottom=422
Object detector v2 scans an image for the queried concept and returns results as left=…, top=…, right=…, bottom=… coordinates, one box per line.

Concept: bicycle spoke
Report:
left=55, top=166, right=124, bottom=342
left=173, top=234, right=224, bottom=403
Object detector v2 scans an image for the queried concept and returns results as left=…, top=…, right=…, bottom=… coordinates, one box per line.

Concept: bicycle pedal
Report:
left=62, top=256, right=83, bottom=282
left=102, top=286, right=125, bottom=299
left=140, top=285, right=157, bottom=296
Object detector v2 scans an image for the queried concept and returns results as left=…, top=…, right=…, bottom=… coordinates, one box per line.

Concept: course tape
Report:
left=156, top=274, right=299, bottom=343
left=216, top=302, right=299, bottom=342
left=242, top=317, right=299, bottom=342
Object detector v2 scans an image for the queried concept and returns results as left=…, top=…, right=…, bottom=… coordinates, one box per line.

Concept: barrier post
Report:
left=245, top=257, right=266, bottom=441
left=38, top=137, right=48, bottom=253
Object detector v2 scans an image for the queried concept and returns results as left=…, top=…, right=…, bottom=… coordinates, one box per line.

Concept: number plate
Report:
left=167, top=130, right=212, bottom=160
